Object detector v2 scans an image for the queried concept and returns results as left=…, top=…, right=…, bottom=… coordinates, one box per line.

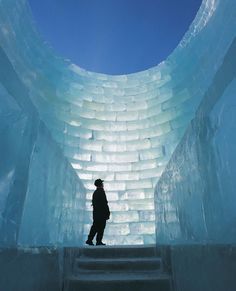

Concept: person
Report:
left=86, top=179, right=110, bottom=246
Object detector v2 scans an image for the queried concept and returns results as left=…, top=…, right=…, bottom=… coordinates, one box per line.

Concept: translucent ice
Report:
left=0, top=0, right=235, bottom=246
left=0, top=55, right=86, bottom=246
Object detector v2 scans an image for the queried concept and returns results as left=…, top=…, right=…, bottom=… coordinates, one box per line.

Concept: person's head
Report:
left=94, top=179, right=104, bottom=188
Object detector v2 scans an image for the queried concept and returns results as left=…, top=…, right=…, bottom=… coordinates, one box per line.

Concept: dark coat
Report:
left=92, top=188, right=110, bottom=221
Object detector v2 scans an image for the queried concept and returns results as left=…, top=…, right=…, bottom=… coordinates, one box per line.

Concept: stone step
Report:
left=76, top=257, right=161, bottom=272
left=66, top=273, right=171, bottom=291
left=79, top=244, right=159, bottom=259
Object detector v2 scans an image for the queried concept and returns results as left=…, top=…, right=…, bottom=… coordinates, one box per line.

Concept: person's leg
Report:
left=96, top=220, right=106, bottom=244
left=87, top=220, right=98, bottom=243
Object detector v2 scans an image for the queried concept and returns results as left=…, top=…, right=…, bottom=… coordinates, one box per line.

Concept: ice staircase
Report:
left=64, top=245, right=172, bottom=291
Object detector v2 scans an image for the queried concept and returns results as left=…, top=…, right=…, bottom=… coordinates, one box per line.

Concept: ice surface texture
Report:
left=155, top=37, right=236, bottom=243
left=0, top=0, right=235, bottom=245
left=0, top=47, right=86, bottom=246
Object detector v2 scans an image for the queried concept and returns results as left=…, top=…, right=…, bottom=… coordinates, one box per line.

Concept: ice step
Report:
left=78, top=244, right=160, bottom=258
left=65, top=245, right=172, bottom=291
left=67, top=273, right=171, bottom=291
left=76, top=257, right=162, bottom=272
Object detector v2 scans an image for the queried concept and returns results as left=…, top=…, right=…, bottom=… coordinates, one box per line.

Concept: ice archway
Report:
left=0, top=0, right=235, bottom=246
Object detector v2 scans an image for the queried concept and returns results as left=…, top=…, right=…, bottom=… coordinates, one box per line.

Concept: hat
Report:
left=94, top=179, right=104, bottom=187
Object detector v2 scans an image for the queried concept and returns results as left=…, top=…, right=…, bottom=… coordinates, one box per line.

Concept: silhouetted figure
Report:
left=86, top=179, right=110, bottom=246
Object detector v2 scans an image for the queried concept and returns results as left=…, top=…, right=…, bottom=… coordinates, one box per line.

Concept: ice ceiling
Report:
left=1, top=0, right=235, bottom=246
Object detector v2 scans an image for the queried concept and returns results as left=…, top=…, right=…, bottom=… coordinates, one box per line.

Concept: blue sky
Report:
left=29, top=0, right=202, bottom=75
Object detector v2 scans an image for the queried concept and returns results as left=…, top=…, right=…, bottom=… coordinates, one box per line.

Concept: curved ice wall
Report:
left=155, top=0, right=236, bottom=244
left=0, top=0, right=231, bottom=245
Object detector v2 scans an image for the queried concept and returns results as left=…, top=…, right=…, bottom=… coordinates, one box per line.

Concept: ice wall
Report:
left=0, top=0, right=234, bottom=245
left=0, top=0, right=225, bottom=245
left=0, top=44, right=86, bottom=246
left=155, top=35, right=236, bottom=290
left=155, top=34, right=236, bottom=243
left=18, top=122, right=86, bottom=246
left=153, top=3, right=236, bottom=285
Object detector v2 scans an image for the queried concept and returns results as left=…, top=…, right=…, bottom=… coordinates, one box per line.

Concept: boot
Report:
left=86, top=240, right=94, bottom=246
